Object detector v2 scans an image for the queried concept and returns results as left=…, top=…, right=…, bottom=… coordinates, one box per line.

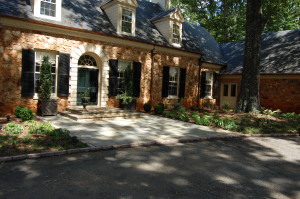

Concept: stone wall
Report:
left=0, top=25, right=201, bottom=115
left=219, top=74, right=300, bottom=113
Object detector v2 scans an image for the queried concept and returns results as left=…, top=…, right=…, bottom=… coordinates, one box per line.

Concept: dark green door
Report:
left=77, top=68, right=99, bottom=105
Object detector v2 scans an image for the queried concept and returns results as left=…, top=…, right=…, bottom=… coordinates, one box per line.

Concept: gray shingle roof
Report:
left=0, top=0, right=225, bottom=65
left=150, top=8, right=176, bottom=21
left=220, top=29, right=300, bottom=74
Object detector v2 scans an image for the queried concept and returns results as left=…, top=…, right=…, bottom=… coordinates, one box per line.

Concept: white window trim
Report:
left=171, top=21, right=182, bottom=47
left=167, top=66, right=180, bottom=99
left=118, top=6, right=136, bottom=36
left=31, top=0, right=62, bottom=21
left=33, top=50, right=59, bottom=99
left=117, top=60, right=133, bottom=95
left=204, top=71, right=213, bottom=99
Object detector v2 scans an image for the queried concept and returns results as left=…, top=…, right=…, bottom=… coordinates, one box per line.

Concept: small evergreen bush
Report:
left=154, top=103, right=165, bottom=114
left=19, top=107, right=35, bottom=121
left=39, top=56, right=53, bottom=100
left=15, top=106, right=24, bottom=118
left=3, top=123, right=24, bottom=134
left=143, top=103, right=152, bottom=112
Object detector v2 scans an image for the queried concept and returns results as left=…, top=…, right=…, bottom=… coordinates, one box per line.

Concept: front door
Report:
left=77, top=68, right=99, bottom=105
left=220, top=83, right=237, bottom=108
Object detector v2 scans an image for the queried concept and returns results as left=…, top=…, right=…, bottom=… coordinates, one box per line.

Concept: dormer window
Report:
left=172, top=24, right=180, bottom=44
left=151, top=8, right=184, bottom=47
left=121, top=9, right=133, bottom=34
left=101, top=0, right=138, bottom=36
left=31, top=0, right=61, bottom=21
left=40, top=0, right=56, bottom=17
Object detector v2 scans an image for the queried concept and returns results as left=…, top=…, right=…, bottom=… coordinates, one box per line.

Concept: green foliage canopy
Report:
left=172, top=0, right=299, bottom=43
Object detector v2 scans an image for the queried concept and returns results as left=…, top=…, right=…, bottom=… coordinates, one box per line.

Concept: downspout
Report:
left=197, top=58, right=204, bottom=108
left=150, top=45, right=157, bottom=104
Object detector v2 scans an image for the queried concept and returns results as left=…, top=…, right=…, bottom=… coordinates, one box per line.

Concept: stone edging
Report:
left=0, top=133, right=299, bottom=163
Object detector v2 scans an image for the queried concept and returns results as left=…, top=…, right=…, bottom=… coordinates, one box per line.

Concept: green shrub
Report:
left=15, top=106, right=24, bottom=118
left=49, top=128, right=70, bottom=137
left=192, top=114, right=212, bottom=126
left=3, top=123, right=24, bottom=134
left=221, top=102, right=231, bottom=111
left=172, top=103, right=182, bottom=111
left=154, top=103, right=165, bottom=114
left=143, top=103, right=152, bottom=112
left=222, top=118, right=239, bottom=131
left=24, top=120, right=39, bottom=128
left=178, top=112, right=189, bottom=122
left=18, top=107, right=35, bottom=121
left=280, top=112, right=300, bottom=121
left=203, top=101, right=214, bottom=110
left=28, top=122, right=54, bottom=135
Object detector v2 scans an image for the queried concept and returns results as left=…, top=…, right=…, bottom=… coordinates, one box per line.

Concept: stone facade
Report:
left=219, top=74, right=300, bottom=113
left=0, top=25, right=203, bottom=115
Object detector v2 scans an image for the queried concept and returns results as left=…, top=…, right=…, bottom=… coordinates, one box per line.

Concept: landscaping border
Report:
left=0, top=133, right=299, bottom=163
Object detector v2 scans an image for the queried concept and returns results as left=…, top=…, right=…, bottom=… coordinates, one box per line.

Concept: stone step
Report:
left=66, top=107, right=128, bottom=115
left=59, top=111, right=141, bottom=121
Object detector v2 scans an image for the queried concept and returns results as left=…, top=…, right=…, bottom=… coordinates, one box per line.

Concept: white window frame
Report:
left=34, top=50, right=59, bottom=99
left=204, top=71, right=213, bottom=99
left=171, top=22, right=182, bottom=47
left=168, top=66, right=180, bottom=99
left=121, top=9, right=133, bottom=34
left=118, top=6, right=136, bottom=36
left=117, top=60, right=133, bottom=95
left=31, top=0, right=62, bottom=21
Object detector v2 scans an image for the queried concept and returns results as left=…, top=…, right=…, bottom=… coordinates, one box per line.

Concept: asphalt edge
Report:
left=0, top=133, right=299, bottom=163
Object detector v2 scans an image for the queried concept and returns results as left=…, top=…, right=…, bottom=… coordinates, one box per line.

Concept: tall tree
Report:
left=235, top=0, right=263, bottom=113
left=172, top=0, right=299, bottom=43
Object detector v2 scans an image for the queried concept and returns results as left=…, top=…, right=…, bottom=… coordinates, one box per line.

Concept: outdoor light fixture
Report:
left=6, top=115, right=10, bottom=122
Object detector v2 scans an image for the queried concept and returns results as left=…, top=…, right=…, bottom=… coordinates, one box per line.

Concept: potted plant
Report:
left=80, top=88, right=90, bottom=110
left=118, top=66, right=136, bottom=111
left=118, top=91, right=136, bottom=111
left=37, top=56, right=58, bottom=116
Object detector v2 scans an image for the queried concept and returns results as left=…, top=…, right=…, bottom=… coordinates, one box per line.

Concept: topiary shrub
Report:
left=3, top=123, right=24, bottom=134
left=15, top=106, right=24, bottom=118
left=19, top=107, right=35, bottom=121
left=143, top=103, right=152, bottom=112
left=154, top=103, right=165, bottom=114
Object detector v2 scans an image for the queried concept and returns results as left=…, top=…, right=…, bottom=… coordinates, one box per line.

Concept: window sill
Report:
left=33, top=94, right=58, bottom=100
left=204, top=96, right=213, bottom=100
left=167, top=96, right=179, bottom=100
left=172, top=43, right=181, bottom=48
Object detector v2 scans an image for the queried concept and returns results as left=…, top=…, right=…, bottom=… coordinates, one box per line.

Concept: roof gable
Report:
left=101, top=0, right=139, bottom=9
left=220, top=29, right=300, bottom=74
left=151, top=8, right=184, bottom=23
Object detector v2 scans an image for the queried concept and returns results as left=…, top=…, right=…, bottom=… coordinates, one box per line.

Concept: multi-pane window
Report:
left=40, top=0, right=56, bottom=17
left=205, top=72, right=213, bottom=98
left=168, top=67, right=179, bottom=96
left=117, top=61, right=132, bottom=94
left=35, top=51, right=58, bottom=94
left=121, top=9, right=133, bottom=33
left=172, top=24, right=180, bottom=44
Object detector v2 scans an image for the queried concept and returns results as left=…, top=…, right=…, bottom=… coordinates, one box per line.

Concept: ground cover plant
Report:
left=155, top=104, right=300, bottom=134
left=0, top=115, right=87, bottom=157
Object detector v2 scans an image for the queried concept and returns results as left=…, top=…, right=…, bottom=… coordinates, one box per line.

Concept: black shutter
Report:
left=162, top=66, right=170, bottom=98
left=132, top=62, right=142, bottom=97
left=109, top=59, right=118, bottom=97
left=213, top=72, right=219, bottom=99
left=179, top=68, right=186, bottom=98
left=200, top=71, right=206, bottom=98
left=58, top=53, right=70, bottom=97
left=21, top=49, right=35, bottom=97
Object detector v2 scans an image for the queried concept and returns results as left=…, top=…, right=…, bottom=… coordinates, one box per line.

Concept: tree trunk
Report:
left=235, top=0, right=263, bottom=113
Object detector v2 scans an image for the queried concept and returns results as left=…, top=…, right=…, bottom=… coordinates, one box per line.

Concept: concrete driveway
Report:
left=0, top=137, right=299, bottom=199
left=41, top=114, right=239, bottom=147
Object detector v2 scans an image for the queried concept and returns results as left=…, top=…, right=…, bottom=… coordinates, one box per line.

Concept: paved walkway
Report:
left=41, top=114, right=240, bottom=147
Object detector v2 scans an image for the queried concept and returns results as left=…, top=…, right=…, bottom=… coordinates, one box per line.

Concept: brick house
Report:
left=0, top=0, right=298, bottom=115
left=0, top=0, right=225, bottom=115
left=219, top=30, right=300, bottom=113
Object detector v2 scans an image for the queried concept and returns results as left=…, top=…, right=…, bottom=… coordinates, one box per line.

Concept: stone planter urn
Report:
left=38, top=99, right=58, bottom=116
left=81, top=97, right=90, bottom=110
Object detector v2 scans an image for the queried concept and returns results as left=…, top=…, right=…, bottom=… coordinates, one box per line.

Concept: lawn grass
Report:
left=0, top=116, right=87, bottom=157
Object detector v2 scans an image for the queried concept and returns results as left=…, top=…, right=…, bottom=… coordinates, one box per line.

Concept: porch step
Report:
left=59, top=107, right=141, bottom=121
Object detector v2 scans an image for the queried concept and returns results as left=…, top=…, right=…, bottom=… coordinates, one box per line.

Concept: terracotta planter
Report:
left=38, top=99, right=58, bottom=116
